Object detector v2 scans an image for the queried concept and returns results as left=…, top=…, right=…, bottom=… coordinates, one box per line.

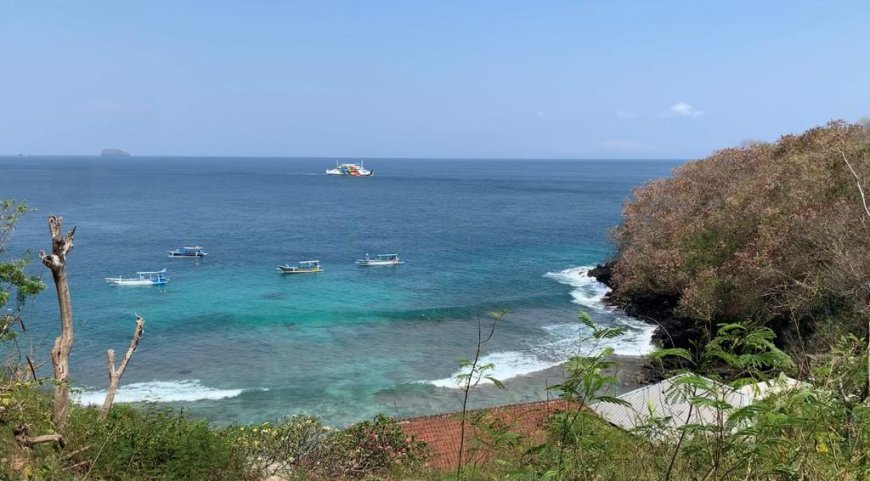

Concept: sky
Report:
left=1, top=1, right=868, bottom=159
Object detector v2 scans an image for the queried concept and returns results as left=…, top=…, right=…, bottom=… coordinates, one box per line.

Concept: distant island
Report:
left=100, top=148, right=130, bottom=157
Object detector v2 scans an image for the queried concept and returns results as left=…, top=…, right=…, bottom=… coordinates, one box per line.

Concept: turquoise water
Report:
left=1, top=157, right=678, bottom=426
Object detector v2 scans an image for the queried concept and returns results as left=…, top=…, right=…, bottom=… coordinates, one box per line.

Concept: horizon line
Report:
left=0, top=154, right=689, bottom=162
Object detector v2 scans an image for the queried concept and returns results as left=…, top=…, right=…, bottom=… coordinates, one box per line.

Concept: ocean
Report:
left=1, top=157, right=679, bottom=426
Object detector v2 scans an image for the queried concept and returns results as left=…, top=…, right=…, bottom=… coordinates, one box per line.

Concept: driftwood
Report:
left=38, top=215, right=76, bottom=430
left=101, top=315, right=145, bottom=418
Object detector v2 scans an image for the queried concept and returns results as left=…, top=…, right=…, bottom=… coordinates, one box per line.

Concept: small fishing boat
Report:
left=277, top=260, right=322, bottom=274
left=356, top=253, right=403, bottom=267
left=325, top=161, right=373, bottom=176
left=105, top=269, right=168, bottom=286
left=168, top=246, right=208, bottom=257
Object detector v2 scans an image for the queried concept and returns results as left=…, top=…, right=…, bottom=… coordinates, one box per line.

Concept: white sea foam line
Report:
left=542, top=265, right=656, bottom=356
left=427, top=351, right=560, bottom=388
left=423, top=266, right=656, bottom=388
left=539, top=318, right=657, bottom=357
left=543, top=265, right=612, bottom=312
left=73, top=379, right=264, bottom=406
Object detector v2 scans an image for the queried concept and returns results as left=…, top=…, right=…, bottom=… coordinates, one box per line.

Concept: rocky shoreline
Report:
left=589, top=263, right=700, bottom=351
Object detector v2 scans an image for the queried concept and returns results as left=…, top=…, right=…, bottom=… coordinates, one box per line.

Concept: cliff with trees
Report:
left=1, top=122, right=868, bottom=480
left=602, top=120, right=869, bottom=366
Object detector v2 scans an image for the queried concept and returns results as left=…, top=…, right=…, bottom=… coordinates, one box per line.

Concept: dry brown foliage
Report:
left=612, top=121, right=870, bottom=355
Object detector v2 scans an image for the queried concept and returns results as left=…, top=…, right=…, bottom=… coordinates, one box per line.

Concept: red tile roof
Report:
left=399, top=400, right=570, bottom=470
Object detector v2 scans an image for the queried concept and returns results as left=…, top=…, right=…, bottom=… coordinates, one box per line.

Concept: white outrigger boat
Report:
left=325, top=161, right=373, bottom=176
left=168, top=246, right=208, bottom=257
left=356, top=253, right=403, bottom=267
left=105, top=269, right=168, bottom=286
left=277, top=260, right=322, bottom=274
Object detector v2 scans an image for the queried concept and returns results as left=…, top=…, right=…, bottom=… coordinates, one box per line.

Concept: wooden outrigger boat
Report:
left=168, top=246, right=208, bottom=257
left=356, top=253, right=403, bottom=267
left=277, top=260, right=322, bottom=274
left=105, top=268, right=168, bottom=286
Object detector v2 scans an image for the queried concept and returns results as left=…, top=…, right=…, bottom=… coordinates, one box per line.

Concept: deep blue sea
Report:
left=1, top=157, right=679, bottom=426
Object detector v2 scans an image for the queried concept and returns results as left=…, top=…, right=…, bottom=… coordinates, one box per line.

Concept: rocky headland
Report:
left=590, top=262, right=703, bottom=352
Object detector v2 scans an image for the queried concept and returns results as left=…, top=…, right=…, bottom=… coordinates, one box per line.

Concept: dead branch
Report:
left=25, top=355, right=38, bottom=382
left=14, top=425, right=65, bottom=451
left=38, top=215, right=76, bottom=430
left=100, top=315, right=144, bottom=419
left=69, top=460, right=91, bottom=471
left=837, top=149, right=870, bottom=220
left=61, top=445, right=91, bottom=460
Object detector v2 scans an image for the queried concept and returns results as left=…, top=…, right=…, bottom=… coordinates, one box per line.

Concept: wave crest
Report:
left=423, top=266, right=655, bottom=388
left=427, top=351, right=560, bottom=388
left=74, top=379, right=262, bottom=405
left=543, top=266, right=610, bottom=311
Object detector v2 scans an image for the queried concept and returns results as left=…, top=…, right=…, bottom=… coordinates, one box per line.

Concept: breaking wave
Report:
left=74, top=379, right=264, bottom=405
left=424, top=266, right=655, bottom=388
left=427, top=351, right=560, bottom=388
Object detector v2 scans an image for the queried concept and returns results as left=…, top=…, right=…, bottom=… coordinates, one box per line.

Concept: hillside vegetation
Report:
left=2, top=122, right=869, bottom=480
left=610, top=120, right=870, bottom=360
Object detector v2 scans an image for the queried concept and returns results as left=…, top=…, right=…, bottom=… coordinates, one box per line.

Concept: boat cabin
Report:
left=169, top=246, right=208, bottom=257
left=277, top=260, right=322, bottom=274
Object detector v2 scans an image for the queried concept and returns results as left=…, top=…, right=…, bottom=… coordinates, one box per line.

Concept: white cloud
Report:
left=661, top=102, right=703, bottom=118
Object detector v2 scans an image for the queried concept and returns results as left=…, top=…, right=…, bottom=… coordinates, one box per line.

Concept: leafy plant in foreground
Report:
left=452, top=310, right=506, bottom=479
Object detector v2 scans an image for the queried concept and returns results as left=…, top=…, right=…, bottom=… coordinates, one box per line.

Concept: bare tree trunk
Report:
left=101, top=316, right=144, bottom=418
left=39, top=215, right=76, bottom=430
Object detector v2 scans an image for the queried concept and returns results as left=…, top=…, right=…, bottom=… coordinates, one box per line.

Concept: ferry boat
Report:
left=356, top=253, right=403, bottom=266
left=105, top=269, right=168, bottom=286
left=168, top=246, right=208, bottom=258
left=277, top=260, right=322, bottom=274
left=325, top=161, right=373, bottom=176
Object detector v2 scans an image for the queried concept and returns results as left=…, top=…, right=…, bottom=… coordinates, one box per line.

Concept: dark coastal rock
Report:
left=590, top=262, right=698, bottom=351
left=621, top=292, right=699, bottom=350
left=588, top=263, right=613, bottom=288
left=610, top=290, right=702, bottom=380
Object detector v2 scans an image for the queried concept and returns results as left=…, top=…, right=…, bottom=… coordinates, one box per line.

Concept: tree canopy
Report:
left=611, top=121, right=870, bottom=353
left=0, top=200, right=45, bottom=345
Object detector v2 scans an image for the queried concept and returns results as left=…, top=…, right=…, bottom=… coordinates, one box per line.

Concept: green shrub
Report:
left=224, top=414, right=427, bottom=480
left=330, top=414, right=427, bottom=477
left=63, top=404, right=251, bottom=481
left=221, top=415, right=331, bottom=478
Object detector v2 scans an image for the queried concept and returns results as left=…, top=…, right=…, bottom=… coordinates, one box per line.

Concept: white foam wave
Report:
left=74, top=380, right=260, bottom=405
left=427, top=351, right=561, bottom=388
left=544, top=266, right=611, bottom=312
left=540, top=316, right=657, bottom=357
left=423, top=266, right=656, bottom=389
left=543, top=265, right=656, bottom=356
